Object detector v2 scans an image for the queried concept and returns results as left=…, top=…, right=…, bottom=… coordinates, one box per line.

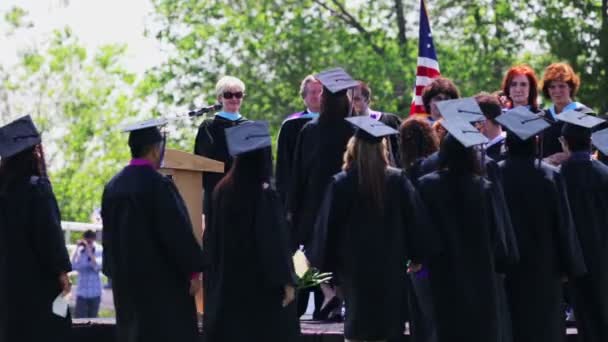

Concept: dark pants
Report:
left=297, top=286, right=323, bottom=319
left=74, top=296, right=101, bottom=318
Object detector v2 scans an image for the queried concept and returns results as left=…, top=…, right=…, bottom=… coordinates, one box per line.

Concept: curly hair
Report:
left=540, top=62, right=580, bottom=99
left=501, top=64, right=539, bottom=111
left=421, top=77, right=460, bottom=114
left=399, top=117, right=439, bottom=169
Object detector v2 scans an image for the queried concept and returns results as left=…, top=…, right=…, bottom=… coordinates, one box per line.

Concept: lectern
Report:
left=159, top=148, right=224, bottom=313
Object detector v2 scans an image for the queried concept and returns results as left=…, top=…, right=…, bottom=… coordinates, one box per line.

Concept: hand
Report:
left=59, top=273, right=71, bottom=296
left=408, top=263, right=423, bottom=273
left=282, top=285, right=295, bottom=308
left=189, top=275, right=202, bottom=296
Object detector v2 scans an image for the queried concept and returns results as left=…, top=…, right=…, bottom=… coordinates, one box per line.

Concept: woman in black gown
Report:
left=0, top=115, right=72, bottom=342
left=203, top=121, right=298, bottom=342
left=313, top=116, right=438, bottom=342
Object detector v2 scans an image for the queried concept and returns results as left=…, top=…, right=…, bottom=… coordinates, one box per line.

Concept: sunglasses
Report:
left=223, top=91, right=244, bottom=99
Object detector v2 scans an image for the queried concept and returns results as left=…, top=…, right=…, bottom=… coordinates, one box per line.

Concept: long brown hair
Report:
left=342, top=136, right=388, bottom=211
left=0, top=144, right=48, bottom=193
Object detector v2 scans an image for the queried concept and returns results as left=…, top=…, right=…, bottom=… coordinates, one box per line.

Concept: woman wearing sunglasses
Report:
left=194, top=76, right=269, bottom=230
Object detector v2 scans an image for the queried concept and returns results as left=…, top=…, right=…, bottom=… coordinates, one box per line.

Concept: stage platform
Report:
left=72, top=318, right=579, bottom=342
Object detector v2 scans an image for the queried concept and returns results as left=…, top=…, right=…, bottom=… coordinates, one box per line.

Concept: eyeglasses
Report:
left=223, top=91, right=244, bottom=99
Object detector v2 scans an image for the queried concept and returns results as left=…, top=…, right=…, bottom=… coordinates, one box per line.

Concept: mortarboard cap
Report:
left=0, top=115, right=41, bottom=158
left=556, top=109, right=605, bottom=129
left=225, top=121, right=272, bottom=157
left=495, top=106, right=550, bottom=141
left=436, top=98, right=486, bottom=123
left=122, top=118, right=168, bottom=148
left=440, top=117, right=488, bottom=148
left=315, top=67, right=359, bottom=94
left=345, top=116, right=398, bottom=143
left=591, top=128, right=608, bottom=156
left=556, top=109, right=606, bottom=140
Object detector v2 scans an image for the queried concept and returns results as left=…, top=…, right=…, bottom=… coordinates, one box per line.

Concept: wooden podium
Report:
left=159, top=148, right=224, bottom=313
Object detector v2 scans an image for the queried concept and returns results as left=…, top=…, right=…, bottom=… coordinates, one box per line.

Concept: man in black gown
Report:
left=275, top=74, right=322, bottom=205
left=288, top=67, right=359, bottom=320
left=102, top=118, right=204, bottom=342
left=556, top=110, right=608, bottom=342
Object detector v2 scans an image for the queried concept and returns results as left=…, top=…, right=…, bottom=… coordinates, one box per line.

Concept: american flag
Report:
left=410, top=0, right=441, bottom=115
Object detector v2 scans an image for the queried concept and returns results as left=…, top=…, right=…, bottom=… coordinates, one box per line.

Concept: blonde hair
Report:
left=342, top=136, right=388, bottom=211
left=215, top=76, right=246, bottom=97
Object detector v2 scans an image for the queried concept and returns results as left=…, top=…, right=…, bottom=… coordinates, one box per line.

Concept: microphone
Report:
left=188, top=103, right=222, bottom=117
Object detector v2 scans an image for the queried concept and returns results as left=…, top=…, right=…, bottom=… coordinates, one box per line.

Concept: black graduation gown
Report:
left=288, top=117, right=354, bottom=250
left=101, top=165, right=204, bottom=342
left=275, top=111, right=314, bottom=205
left=202, top=185, right=299, bottom=342
left=416, top=171, right=511, bottom=342
left=377, top=112, right=403, bottom=168
left=311, top=168, right=438, bottom=340
left=486, top=137, right=506, bottom=162
left=0, top=177, right=72, bottom=342
left=193, top=116, right=248, bottom=222
left=540, top=109, right=565, bottom=158
left=498, top=157, right=587, bottom=342
left=560, top=158, right=608, bottom=342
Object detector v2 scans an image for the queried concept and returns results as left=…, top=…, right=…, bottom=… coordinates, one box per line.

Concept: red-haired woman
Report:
left=501, top=64, right=541, bottom=112
left=540, top=62, right=588, bottom=163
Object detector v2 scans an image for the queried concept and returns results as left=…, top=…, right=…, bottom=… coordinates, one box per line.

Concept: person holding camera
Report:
left=72, top=229, right=103, bottom=318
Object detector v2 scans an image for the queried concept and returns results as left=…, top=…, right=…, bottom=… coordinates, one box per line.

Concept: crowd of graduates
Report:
left=1, top=61, right=608, bottom=342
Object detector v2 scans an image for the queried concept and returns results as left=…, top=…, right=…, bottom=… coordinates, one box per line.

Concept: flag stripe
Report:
left=409, top=0, right=441, bottom=116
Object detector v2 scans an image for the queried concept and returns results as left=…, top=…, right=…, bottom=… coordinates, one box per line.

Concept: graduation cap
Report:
left=556, top=109, right=606, bottom=139
left=0, top=115, right=41, bottom=158
left=122, top=118, right=168, bottom=148
left=345, top=116, right=398, bottom=143
left=591, top=128, right=608, bottom=156
left=495, top=106, right=551, bottom=141
left=315, top=67, right=359, bottom=94
left=436, top=98, right=486, bottom=123
left=440, top=117, right=488, bottom=148
left=225, top=121, right=271, bottom=157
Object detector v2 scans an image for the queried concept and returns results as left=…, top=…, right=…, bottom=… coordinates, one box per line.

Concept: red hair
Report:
left=540, top=62, right=580, bottom=99
left=501, top=64, right=539, bottom=111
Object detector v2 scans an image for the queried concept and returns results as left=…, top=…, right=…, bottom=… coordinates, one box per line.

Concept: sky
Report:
left=0, top=0, right=163, bottom=74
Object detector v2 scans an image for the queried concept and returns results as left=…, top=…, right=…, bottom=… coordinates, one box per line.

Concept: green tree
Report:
left=1, top=13, right=138, bottom=221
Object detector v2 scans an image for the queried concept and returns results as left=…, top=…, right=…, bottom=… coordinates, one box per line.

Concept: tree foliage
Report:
left=1, top=0, right=607, bottom=221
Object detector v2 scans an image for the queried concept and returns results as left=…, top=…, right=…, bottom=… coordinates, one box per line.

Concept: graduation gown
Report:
left=486, top=136, right=506, bottom=162
left=311, top=167, right=438, bottom=340
left=498, top=157, right=587, bottom=342
left=202, top=185, right=299, bottom=342
left=101, top=165, right=204, bottom=342
left=0, top=176, right=72, bottom=342
left=560, top=157, right=608, bottom=342
left=288, top=117, right=354, bottom=250
left=275, top=111, right=315, bottom=205
left=416, top=171, right=511, bottom=342
left=193, top=115, right=248, bottom=222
